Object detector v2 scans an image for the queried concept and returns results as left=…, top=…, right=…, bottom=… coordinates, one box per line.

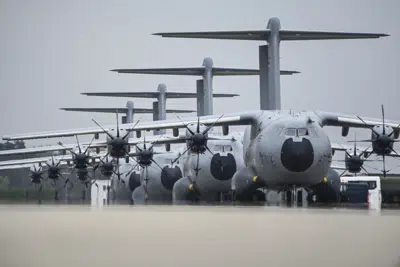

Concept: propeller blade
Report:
left=360, top=166, right=370, bottom=175
left=176, top=115, right=195, bottom=135
left=383, top=154, right=386, bottom=178
left=389, top=123, right=400, bottom=138
left=389, top=147, right=399, bottom=156
left=148, top=134, right=165, bottom=151
left=196, top=117, right=200, bottom=133
left=202, top=114, right=224, bottom=135
left=64, top=166, right=76, bottom=188
left=172, top=144, right=193, bottom=165
left=194, top=153, right=200, bottom=176
left=359, top=145, right=371, bottom=158
left=150, top=159, right=164, bottom=171
left=381, top=104, right=385, bottom=135
left=92, top=118, right=115, bottom=140
left=144, top=167, right=149, bottom=201
left=204, top=146, right=224, bottom=166
left=126, top=163, right=139, bottom=176
left=116, top=110, right=120, bottom=138
left=356, top=116, right=381, bottom=137
left=353, top=132, right=357, bottom=157
left=83, top=135, right=96, bottom=155
left=76, top=136, right=82, bottom=154
left=117, top=157, right=121, bottom=181
left=122, top=118, right=142, bottom=140
left=143, top=133, right=147, bottom=150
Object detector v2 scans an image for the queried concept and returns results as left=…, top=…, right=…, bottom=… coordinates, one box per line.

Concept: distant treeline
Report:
left=0, top=140, right=55, bottom=189
left=0, top=140, right=26, bottom=151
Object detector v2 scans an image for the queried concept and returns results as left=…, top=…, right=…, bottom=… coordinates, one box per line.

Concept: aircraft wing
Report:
left=0, top=141, right=107, bottom=157
left=330, top=165, right=347, bottom=171
left=2, top=112, right=255, bottom=141
left=330, top=142, right=400, bottom=158
left=127, top=133, right=237, bottom=146
left=0, top=152, right=106, bottom=169
left=317, top=111, right=400, bottom=130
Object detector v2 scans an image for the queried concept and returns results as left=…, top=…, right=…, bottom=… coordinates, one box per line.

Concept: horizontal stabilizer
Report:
left=111, top=67, right=205, bottom=75
left=111, top=67, right=298, bottom=75
left=81, top=92, right=239, bottom=98
left=82, top=92, right=159, bottom=98
left=60, top=108, right=194, bottom=113
left=152, top=30, right=388, bottom=41
left=212, top=67, right=298, bottom=75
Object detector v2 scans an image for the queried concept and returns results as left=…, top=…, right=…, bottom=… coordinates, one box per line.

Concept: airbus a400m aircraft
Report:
left=3, top=107, right=400, bottom=201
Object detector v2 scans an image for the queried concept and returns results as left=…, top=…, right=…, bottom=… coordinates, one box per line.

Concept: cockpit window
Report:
left=285, top=128, right=297, bottom=136
left=297, top=128, right=309, bottom=136
left=284, top=128, right=309, bottom=137
left=213, top=145, right=233, bottom=152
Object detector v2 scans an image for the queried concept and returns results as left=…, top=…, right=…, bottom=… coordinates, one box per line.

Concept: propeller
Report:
left=93, top=155, right=115, bottom=177
left=122, top=133, right=167, bottom=202
left=58, top=135, right=96, bottom=169
left=91, top=111, right=142, bottom=186
left=92, top=111, right=141, bottom=159
left=43, top=156, right=69, bottom=201
left=353, top=105, right=400, bottom=156
left=126, top=133, right=166, bottom=176
left=346, top=105, right=400, bottom=179
left=171, top=114, right=225, bottom=165
left=335, top=133, right=376, bottom=176
left=28, top=164, right=46, bottom=193
left=25, top=164, right=47, bottom=203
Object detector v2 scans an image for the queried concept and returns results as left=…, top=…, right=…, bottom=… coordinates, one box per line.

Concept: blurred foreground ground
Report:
left=0, top=205, right=400, bottom=267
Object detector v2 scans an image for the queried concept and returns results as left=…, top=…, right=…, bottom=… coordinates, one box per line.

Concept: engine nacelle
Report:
left=165, top=143, right=171, bottom=152
left=222, top=125, right=229, bottom=136
left=394, top=130, right=400, bottom=139
left=341, top=126, right=349, bottom=137
left=371, top=124, right=395, bottom=155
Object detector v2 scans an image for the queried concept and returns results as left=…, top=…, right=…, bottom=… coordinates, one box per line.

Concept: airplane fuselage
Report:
left=242, top=113, right=332, bottom=189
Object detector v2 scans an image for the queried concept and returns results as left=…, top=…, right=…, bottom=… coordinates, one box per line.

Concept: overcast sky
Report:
left=1, top=0, right=399, bottom=167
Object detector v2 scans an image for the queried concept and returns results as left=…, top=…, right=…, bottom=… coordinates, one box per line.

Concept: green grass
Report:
left=0, top=188, right=57, bottom=200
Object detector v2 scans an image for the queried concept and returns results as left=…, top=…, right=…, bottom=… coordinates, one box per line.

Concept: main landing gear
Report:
left=281, top=185, right=308, bottom=207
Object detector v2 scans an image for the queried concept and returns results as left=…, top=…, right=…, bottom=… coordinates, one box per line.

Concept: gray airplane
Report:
left=3, top=108, right=400, bottom=204
left=0, top=17, right=394, bottom=205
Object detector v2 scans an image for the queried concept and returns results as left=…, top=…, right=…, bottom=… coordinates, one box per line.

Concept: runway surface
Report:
left=1, top=205, right=400, bottom=267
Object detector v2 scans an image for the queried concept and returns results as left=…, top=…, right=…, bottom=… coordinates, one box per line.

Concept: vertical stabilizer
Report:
left=202, top=57, right=213, bottom=115
left=152, top=101, right=160, bottom=135
left=196, top=79, right=205, bottom=116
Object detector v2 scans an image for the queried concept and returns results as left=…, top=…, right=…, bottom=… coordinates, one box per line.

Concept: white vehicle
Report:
left=340, top=176, right=382, bottom=210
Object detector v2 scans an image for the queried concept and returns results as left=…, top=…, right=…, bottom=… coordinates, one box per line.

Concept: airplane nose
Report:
left=280, top=138, right=314, bottom=172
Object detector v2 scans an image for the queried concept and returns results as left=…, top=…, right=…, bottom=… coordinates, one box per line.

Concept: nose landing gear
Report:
left=281, top=185, right=308, bottom=207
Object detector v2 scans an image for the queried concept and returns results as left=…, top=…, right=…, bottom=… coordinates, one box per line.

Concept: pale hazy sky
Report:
left=1, top=0, right=399, bottom=156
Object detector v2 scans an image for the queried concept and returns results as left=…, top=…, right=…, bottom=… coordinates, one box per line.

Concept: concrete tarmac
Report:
left=1, top=205, right=400, bottom=267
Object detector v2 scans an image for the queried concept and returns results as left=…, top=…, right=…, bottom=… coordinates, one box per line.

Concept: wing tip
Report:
left=282, top=70, right=300, bottom=75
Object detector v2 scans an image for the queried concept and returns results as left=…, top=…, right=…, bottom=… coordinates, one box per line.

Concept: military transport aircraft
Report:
left=3, top=105, right=400, bottom=202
